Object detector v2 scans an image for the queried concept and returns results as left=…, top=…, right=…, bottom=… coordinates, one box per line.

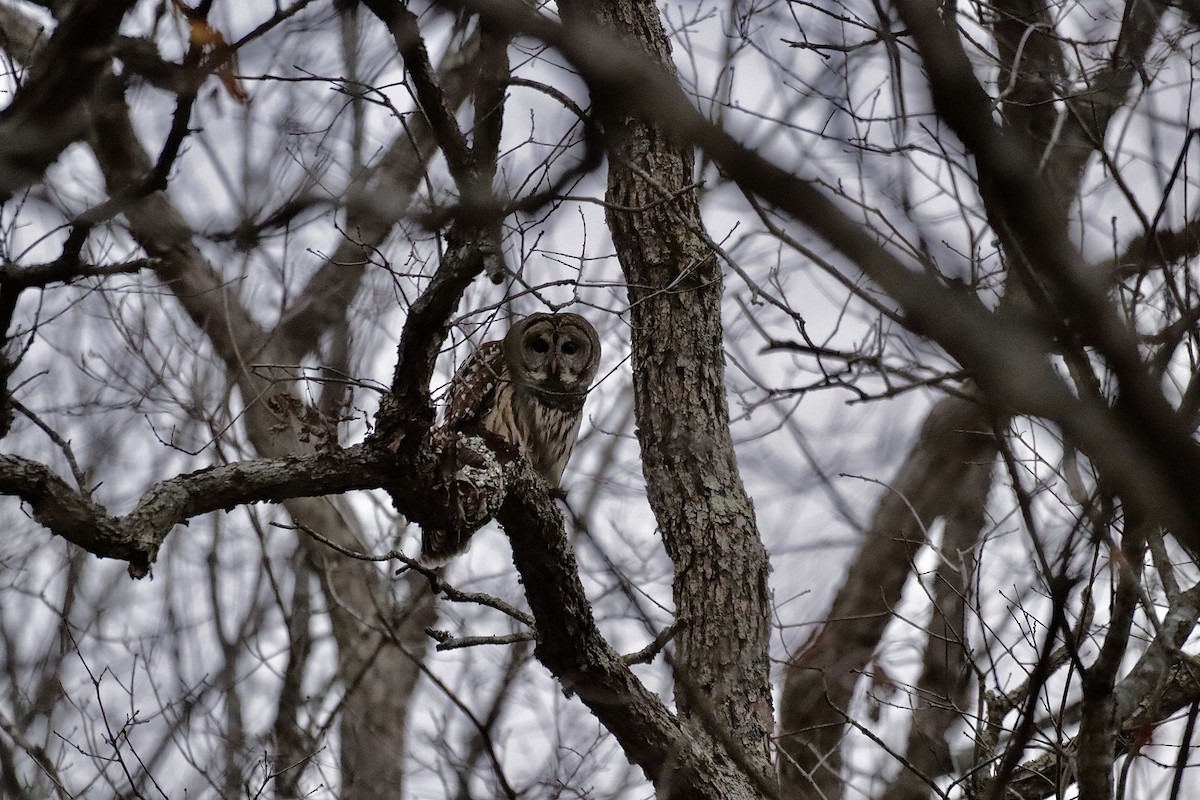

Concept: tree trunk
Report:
left=778, top=396, right=997, bottom=799
left=558, top=0, right=774, bottom=776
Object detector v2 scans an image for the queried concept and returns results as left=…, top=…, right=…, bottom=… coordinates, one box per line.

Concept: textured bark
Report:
left=557, top=0, right=774, bottom=775
left=0, top=449, right=385, bottom=573
left=778, top=396, right=997, bottom=800
left=497, top=463, right=768, bottom=800
left=0, top=455, right=137, bottom=564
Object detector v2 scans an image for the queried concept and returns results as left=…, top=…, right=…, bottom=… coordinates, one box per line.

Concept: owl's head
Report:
left=504, top=313, right=601, bottom=397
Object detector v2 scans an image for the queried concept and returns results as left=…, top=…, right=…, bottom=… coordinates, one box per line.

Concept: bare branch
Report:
left=0, top=258, right=154, bottom=289
left=359, top=0, right=473, bottom=179
left=0, top=707, right=71, bottom=800
left=0, top=445, right=385, bottom=576
left=276, top=28, right=483, bottom=355
left=496, top=461, right=762, bottom=799
left=0, top=455, right=131, bottom=562
left=282, top=519, right=535, bottom=626
left=623, top=618, right=687, bottom=666
left=426, top=629, right=535, bottom=651
left=0, top=0, right=138, bottom=201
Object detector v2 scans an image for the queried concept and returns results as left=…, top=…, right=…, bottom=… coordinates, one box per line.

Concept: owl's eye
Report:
left=530, top=337, right=550, bottom=353
left=561, top=341, right=578, bottom=356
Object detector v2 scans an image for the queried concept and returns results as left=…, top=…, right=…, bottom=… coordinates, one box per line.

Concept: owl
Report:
left=423, top=313, right=601, bottom=560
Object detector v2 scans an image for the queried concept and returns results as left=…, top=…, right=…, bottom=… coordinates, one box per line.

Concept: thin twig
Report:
left=276, top=521, right=534, bottom=626
left=622, top=618, right=687, bottom=665
left=426, top=629, right=536, bottom=651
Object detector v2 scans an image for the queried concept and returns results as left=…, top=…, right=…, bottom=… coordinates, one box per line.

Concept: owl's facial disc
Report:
left=506, top=313, right=599, bottom=398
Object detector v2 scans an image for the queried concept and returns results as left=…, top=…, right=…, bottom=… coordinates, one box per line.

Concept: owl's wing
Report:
left=441, top=339, right=508, bottom=430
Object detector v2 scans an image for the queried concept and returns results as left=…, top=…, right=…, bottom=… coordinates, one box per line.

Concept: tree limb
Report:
left=497, top=461, right=765, bottom=800
left=0, top=446, right=385, bottom=576
left=0, top=0, right=138, bottom=201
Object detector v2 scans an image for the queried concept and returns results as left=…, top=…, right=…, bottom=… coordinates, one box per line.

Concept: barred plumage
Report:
left=425, top=313, right=600, bottom=561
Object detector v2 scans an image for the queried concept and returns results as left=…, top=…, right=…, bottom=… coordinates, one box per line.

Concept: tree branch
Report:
left=780, top=394, right=996, bottom=799
left=0, top=0, right=138, bottom=201
left=359, top=0, right=474, bottom=180
left=1001, top=580, right=1200, bottom=799
left=1102, top=216, right=1200, bottom=279
left=496, top=461, right=764, bottom=799
left=276, top=28, right=483, bottom=354
left=0, top=455, right=131, bottom=562
left=891, top=0, right=1200, bottom=537
left=0, top=446, right=386, bottom=576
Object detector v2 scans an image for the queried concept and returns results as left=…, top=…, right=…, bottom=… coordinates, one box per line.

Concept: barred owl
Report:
left=423, top=313, right=600, bottom=560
